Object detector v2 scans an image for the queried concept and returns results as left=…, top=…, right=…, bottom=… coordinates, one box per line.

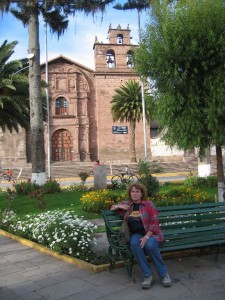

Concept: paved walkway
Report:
left=0, top=235, right=225, bottom=300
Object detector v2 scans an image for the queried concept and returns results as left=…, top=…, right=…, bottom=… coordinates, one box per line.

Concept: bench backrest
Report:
left=102, top=202, right=225, bottom=239
left=158, top=202, right=225, bottom=232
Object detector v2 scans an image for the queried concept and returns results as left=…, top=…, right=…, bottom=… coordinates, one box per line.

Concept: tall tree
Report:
left=0, top=0, right=114, bottom=185
left=0, top=40, right=30, bottom=132
left=134, top=0, right=225, bottom=201
left=111, top=80, right=149, bottom=162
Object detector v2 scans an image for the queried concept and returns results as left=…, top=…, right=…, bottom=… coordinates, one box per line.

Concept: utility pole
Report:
left=138, top=10, right=148, bottom=159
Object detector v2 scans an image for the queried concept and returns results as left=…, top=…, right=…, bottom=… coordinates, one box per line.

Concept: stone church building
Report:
left=0, top=25, right=186, bottom=168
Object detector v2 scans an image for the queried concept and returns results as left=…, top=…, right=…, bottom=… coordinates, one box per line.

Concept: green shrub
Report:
left=138, top=175, right=160, bottom=197
left=161, top=187, right=184, bottom=198
left=14, top=179, right=61, bottom=195
left=138, top=159, right=163, bottom=176
left=42, top=179, right=61, bottom=194
left=184, top=175, right=217, bottom=188
left=184, top=176, right=204, bottom=188
left=64, top=183, right=93, bottom=192
left=205, top=176, right=217, bottom=187
left=14, top=181, right=40, bottom=195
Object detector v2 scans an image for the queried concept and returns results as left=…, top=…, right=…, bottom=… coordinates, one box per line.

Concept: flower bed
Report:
left=0, top=209, right=109, bottom=265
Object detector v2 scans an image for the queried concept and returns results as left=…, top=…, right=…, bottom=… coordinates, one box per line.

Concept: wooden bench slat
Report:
left=164, top=229, right=225, bottom=241
left=159, top=207, right=225, bottom=217
left=160, top=212, right=225, bottom=221
left=158, top=202, right=225, bottom=212
left=162, top=220, right=225, bottom=230
left=163, top=223, right=225, bottom=234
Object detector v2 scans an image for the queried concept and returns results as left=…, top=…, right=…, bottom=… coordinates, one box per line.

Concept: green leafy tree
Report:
left=134, top=0, right=225, bottom=201
left=0, top=0, right=114, bottom=185
left=0, top=40, right=30, bottom=132
left=111, top=80, right=150, bottom=162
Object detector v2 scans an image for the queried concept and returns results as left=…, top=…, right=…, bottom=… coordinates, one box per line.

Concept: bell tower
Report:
left=94, top=24, right=135, bottom=71
left=93, top=25, right=150, bottom=162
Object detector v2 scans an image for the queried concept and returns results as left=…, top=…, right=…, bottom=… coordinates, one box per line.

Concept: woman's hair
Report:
left=127, top=182, right=147, bottom=201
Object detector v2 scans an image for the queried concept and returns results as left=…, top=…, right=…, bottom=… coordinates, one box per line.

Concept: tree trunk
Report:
left=216, top=145, right=225, bottom=202
left=198, top=147, right=211, bottom=177
left=129, top=120, right=136, bottom=162
left=28, top=3, right=46, bottom=185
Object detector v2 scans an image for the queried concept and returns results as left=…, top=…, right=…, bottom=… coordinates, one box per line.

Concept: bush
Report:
left=14, top=179, right=61, bottom=195
left=184, top=175, right=217, bottom=188
left=138, top=175, right=160, bottom=197
left=41, top=179, right=61, bottom=194
left=153, top=186, right=213, bottom=207
left=204, top=175, right=217, bottom=187
left=80, top=189, right=126, bottom=213
left=0, top=209, right=17, bottom=230
left=64, top=183, right=93, bottom=192
left=14, top=181, right=40, bottom=195
left=138, top=159, right=163, bottom=176
left=2, top=209, right=101, bottom=263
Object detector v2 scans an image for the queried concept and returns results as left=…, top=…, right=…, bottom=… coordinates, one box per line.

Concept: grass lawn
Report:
left=0, top=184, right=218, bottom=219
left=0, top=190, right=100, bottom=220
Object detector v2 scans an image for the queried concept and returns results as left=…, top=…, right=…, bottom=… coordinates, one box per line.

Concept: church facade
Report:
left=0, top=25, right=186, bottom=168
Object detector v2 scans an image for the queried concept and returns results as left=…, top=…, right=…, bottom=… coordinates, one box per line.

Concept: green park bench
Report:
left=101, top=202, right=225, bottom=278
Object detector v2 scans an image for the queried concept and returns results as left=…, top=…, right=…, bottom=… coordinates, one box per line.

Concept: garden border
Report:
left=0, top=229, right=124, bottom=273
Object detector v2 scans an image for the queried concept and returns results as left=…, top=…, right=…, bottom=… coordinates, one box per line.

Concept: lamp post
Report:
left=138, top=10, right=148, bottom=159
left=45, top=20, right=51, bottom=179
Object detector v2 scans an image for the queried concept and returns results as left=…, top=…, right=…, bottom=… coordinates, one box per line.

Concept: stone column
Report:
left=94, top=165, right=107, bottom=190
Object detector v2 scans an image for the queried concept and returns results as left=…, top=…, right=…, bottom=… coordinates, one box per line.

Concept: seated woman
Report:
left=110, top=182, right=172, bottom=289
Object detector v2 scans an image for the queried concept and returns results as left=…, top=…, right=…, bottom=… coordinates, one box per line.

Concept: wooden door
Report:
left=52, top=129, right=73, bottom=161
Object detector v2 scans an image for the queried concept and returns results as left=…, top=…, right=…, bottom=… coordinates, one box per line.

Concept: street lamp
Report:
left=45, top=20, right=51, bottom=179
left=138, top=10, right=148, bottom=159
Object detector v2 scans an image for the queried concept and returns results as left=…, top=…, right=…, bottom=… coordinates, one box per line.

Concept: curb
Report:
left=0, top=229, right=122, bottom=273
left=54, top=172, right=192, bottom=182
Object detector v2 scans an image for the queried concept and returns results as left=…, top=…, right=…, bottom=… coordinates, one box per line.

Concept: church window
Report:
left=117, top=34, right=123, bottom=44
left=55, top=97, right=68, bottom=115
left=127, top=51, right=134, bottom=68
left=106, top=50, right=115, bottom=68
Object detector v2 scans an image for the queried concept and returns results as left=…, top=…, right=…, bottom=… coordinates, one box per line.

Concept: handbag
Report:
left=119, top=209, right=130, bottom=245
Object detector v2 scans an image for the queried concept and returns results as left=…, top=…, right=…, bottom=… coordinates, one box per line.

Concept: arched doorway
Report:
left=52, top=129, right=73, bottom=161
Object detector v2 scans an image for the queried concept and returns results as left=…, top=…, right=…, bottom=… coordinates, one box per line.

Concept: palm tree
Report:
left=0, top=0, right=114, bottom=185
left=0, top=40, right=30, bottom=132
left=111, top=80, right=149, bottom=162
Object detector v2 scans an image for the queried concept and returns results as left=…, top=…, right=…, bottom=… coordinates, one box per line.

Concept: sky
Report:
left=0, top=2, right=150, bottom=70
